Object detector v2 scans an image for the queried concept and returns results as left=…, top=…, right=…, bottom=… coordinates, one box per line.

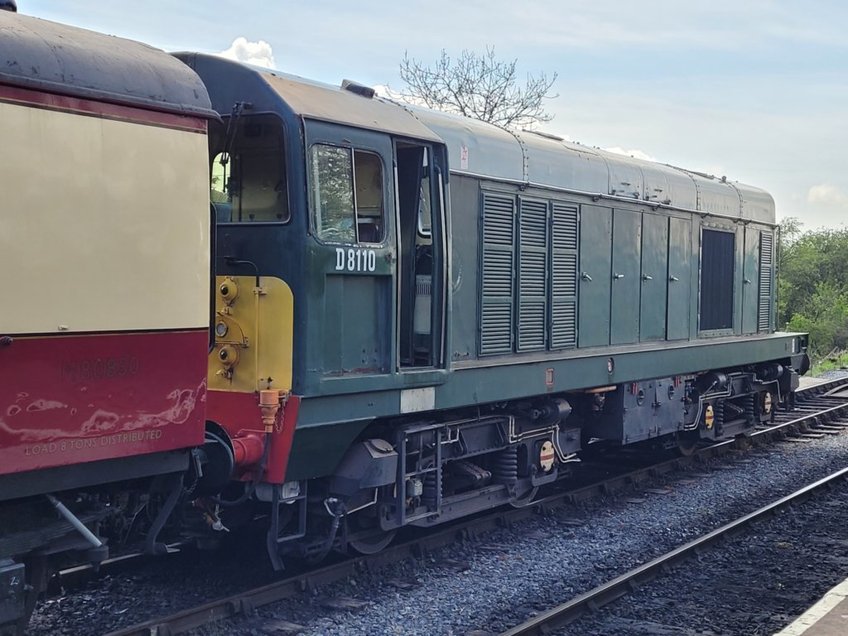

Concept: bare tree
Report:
left=398, top=47, right=557, bottom=129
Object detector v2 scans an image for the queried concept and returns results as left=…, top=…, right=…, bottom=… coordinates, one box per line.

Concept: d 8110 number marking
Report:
left=335, top=248, right=376, bottom=272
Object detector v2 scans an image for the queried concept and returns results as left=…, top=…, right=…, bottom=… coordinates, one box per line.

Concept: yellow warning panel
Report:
left=208, top=276, right=293, bottom=394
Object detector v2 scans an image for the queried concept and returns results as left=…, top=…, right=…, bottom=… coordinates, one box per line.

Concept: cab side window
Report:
left=310, top=144, right=384, bottom=244
left=210, top=114, right=288, bottom=223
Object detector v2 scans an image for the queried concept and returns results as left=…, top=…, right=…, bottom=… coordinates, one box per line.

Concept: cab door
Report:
left=395, top=140, right=447, bottom=369
left=305, top=121, right=396, bottom=376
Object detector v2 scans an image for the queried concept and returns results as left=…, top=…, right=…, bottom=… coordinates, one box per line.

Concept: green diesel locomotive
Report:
left=176, top=53, right=808, bottom=563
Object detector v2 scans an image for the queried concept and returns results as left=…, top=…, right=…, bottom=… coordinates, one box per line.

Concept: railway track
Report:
left=82, top=378, right=848, bottom=635
left=498, top=464, right=848, bottom=636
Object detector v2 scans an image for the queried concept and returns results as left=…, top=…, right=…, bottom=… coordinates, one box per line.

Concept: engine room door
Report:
left=639, top=213, right=669, bottom=341
left=578, top=205, right=612, bottom=348
left=666, top=217, right=691, bottom=340
left=610, top=209, right=642, bottom=345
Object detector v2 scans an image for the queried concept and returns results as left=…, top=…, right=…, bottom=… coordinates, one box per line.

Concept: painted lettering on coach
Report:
left=22, top=430, right=164, bottom=457
left=61, top=355, right=140, bottom=383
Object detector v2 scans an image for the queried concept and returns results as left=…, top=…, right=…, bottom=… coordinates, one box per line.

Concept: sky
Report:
left=23, top=1, right=848, bottom=230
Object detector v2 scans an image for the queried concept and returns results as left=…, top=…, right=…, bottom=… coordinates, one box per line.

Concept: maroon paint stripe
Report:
left=0, top=330, right=208, bottom=475
left=0, top=83, right=208, bottom=132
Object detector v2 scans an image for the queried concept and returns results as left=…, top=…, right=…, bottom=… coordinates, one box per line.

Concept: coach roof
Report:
left=0, top=12, right=213, bottom=117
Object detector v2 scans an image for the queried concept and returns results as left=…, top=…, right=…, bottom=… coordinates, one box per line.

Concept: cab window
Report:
left=310, top=144, right=385, bottom=244
left=211, top=114, right=288, bottom=223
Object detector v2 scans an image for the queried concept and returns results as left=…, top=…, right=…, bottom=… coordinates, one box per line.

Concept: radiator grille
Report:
left=550, top=202, right=579, bottom=349
left=550, top=300, right=577, bottom=349
left=480, top=193, right=515, bottom=354
left=758, top=231, right=773, bottom=332
left=517, top=198, right=549, bottom=351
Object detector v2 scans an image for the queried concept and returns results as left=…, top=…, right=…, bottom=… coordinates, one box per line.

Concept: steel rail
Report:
left=101, top=381, right=848, bottom=636
left=499, top=465, right=848, bottom=636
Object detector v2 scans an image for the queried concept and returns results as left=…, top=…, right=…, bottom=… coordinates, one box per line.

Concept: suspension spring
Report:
left=493, top=446, right=519, bottom=486
left=715, top=400, right=725, bottom=436
left=744, top=393, right=757, bottom=426
left=422, top=470, right=441, bottom=509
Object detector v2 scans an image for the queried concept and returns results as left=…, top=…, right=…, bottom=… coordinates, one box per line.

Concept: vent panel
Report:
left=549, top=202, right=579, bottom=350
left=520, top=200, right=548, bottom=248
left=758, top=231, right=774, bottom=332
left=480, top=193, right=516, bottom=355
left=518, top=300, right=546, bottom=350
left=482, top=249, right=513, bottom=296
left=517, top=198, right=549, bottom=351
left=482, top=195, right=514, bottom=245
left=550, top=300, right=577, bottom=349
left=552, top=253, right=578, bottom=297
left=520, top=252, right=547, bottom=296
left=552, top=203, right=578, bottom=250
left=481, top=303, right=513, bottom=354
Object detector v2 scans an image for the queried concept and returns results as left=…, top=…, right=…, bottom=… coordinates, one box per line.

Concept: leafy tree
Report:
left=778, top=218, right=848, bottom=358
left=398, top=48, right=557, bottom=129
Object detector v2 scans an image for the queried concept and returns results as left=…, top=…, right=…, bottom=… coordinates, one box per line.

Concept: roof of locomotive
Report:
left=175, top=53, right=442, bottom=143
left=173, top=53, right=774, bottom=224
left=406, top=107, right=775, bottom=224
left=0, top=12, right=213, bottom=117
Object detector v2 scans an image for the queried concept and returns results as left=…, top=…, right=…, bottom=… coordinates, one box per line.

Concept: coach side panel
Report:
left=0, top=88, right=210, bottom=477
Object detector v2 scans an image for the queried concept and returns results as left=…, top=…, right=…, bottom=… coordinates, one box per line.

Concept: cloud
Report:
left=603, top=146, right=657, bottom=162
left=218, top=37, right=275, bottom=69
left=807, top=183, right=848, bottom=208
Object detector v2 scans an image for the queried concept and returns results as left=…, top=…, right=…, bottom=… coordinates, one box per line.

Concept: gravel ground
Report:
left=566, top=477, right=848, bottom=635
left=27, top=527, right=280, bottom=635
left=195, top=406, right=848, bottom=636
left=802, top=368, right=848, bottom=386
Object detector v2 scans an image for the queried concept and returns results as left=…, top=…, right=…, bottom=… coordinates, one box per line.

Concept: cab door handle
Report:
left=642, top=274, right=653, bottom=281
left=581, top=272, right=593, bottom=282
left=613, top=273, right=625, bottom=280
left=669, top=275, right=679, bottom=282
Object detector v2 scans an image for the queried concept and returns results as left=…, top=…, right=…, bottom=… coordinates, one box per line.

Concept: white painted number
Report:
left=335, top=248, right=377, bottom=272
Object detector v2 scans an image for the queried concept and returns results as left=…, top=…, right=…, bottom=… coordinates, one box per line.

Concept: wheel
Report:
left=677, top=433, right=700, bottom=456
left=509, top=486, right=539, bottom=508
left=348, top=528, right=397, bottom=555
left=346, top=509, right=397, bottom=555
